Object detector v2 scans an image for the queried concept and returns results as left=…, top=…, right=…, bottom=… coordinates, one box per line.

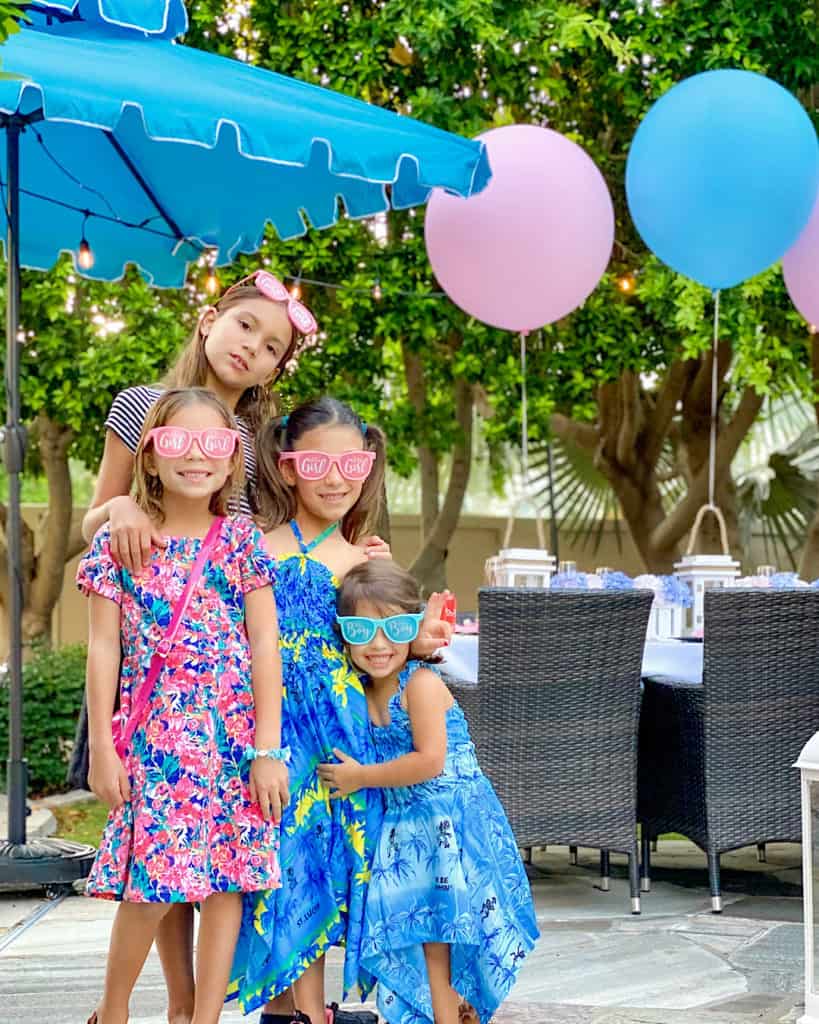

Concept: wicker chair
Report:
left=638, top=589, right=819, bottom=912
left=459, top=587, right=652, bottom=913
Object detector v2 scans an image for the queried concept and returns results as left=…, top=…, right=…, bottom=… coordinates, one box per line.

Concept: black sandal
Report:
left=327, top=1004, right=378, bottom=1024
left=259, top=1014, right=312, bottom=1024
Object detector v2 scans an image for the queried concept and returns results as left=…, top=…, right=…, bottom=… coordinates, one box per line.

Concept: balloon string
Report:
left=520, top=330, right=528, bottom=489
left=708, top=289, right=720, bottom=510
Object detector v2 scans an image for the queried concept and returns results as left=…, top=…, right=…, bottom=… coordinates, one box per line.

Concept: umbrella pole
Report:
left=4, top=117, right=26, bottom=847
left=0, top=113, right=95, bottom=887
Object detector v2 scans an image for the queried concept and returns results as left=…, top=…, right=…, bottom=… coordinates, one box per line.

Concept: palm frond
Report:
left=528, top=434, right=684, bottom=555
left=736, top=426, right=819, bottom=571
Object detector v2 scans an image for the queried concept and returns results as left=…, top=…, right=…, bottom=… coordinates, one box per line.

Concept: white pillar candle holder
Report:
left=484, top=548, right=557, bottom=589
left=673, top=553, right=740, bottom=637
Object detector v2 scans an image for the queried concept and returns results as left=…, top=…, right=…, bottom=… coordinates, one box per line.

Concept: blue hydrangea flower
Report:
left=601, top=571, right=635, bottom=591
left=659, top=575, right=693, bottom=608
left=550, top=572, right=590, bottom=590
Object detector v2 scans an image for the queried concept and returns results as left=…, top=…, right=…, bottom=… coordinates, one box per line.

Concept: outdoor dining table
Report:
left=441, top=632, right=704, bottom=686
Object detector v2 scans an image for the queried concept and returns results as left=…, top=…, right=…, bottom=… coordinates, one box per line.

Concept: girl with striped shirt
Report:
left=74, top=271, right=388, bottom=1024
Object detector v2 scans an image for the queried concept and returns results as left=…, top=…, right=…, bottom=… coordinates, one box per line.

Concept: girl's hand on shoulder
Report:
left=108, top=495, right=166, bottom=574
left=318, top=748, right=363, bottom=798
left=412, top=590, right=453, bottom=657
left=360, top=535, right=391, bottom=560
left=88, top=744, right=131, bottom=810
left=250, top=758, right=290, bottom=823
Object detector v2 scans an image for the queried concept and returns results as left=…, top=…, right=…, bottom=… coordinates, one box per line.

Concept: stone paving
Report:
left=0, top=840, right=807, bottom=1024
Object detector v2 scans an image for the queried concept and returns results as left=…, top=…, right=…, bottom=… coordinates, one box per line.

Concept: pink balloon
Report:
left=424, top=124, right=614, bottom=333
left=783, top=191, right=819, bottom=326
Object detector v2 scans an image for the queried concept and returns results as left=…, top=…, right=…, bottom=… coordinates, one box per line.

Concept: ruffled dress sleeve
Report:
left=233, top=516, right=277, bottom=594
left=76, top=524, right=123, bottom=605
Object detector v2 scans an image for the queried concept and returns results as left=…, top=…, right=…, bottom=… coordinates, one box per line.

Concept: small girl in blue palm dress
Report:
left=319, top=560, right=539, bottom=1024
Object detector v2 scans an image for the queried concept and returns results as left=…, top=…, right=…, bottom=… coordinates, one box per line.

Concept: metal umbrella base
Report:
left=1, top=116, right=96, bottom=890
left=0, top=837, right=96, bottom=890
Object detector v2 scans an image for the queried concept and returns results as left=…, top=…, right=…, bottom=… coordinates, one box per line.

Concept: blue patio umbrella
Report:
left=0, top=0, right=491, bottom=884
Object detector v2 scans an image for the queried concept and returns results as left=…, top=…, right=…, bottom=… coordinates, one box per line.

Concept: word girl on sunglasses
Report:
left=221, top=270, right=318, bottom=337
left=146, top=427, right=241, bottom=459
left=278, top=450, right=376, bottom=481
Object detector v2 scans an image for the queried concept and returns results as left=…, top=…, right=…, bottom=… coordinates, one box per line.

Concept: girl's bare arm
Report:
left=319, top=669, right=452, bottom=794
left=82, top=430, right=165, bottom=571
left=86, top=593, right=130, bottom=808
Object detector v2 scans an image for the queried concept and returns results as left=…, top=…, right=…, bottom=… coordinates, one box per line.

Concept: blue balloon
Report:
left=626, top=69, right=819, bottom=290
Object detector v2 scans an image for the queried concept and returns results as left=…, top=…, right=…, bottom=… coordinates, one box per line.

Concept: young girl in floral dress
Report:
left=320, top=560, right=539, bottom=1024
left=79, top=388, right=289, bottom=1024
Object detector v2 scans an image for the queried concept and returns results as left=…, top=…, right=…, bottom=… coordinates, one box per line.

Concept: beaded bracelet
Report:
left=246, top=745, right=291, bottom=764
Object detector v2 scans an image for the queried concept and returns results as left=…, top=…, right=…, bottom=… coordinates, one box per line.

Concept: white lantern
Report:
left=674, top=506, right=741, bottom=637
left=673, top=553, right=740, bottom=637
left=795, top=732, right=819, bottom=1024
left=484, top=548, right=557, bottom=588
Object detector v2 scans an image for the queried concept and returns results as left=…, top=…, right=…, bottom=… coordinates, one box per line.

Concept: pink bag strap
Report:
left=119, top=516, right=224, bottom=752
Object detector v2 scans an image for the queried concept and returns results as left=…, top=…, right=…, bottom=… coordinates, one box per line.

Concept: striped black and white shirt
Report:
left=104, top=385, right=256, bottom=516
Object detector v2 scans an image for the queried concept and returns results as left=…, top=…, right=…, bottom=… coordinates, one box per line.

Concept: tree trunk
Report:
left=0, top=414, right=85, bottom=651
left=409, top=377, right=474, bottom=595
left=402, top=342, right=439, bottom=542
left=374, top=475, right=391, bottom=546
left=551, top=350, right=763, bottom=573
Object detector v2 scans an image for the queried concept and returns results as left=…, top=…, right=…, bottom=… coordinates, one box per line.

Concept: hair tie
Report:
left=281, top=414, right=289, bottom=428
left=360, top=420, right=368, bottom=435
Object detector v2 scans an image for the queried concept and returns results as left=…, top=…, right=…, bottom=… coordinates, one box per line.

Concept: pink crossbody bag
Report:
left=112, top=517, right=223, bottom=758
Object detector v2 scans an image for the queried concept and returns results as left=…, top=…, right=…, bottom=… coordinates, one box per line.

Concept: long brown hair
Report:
left=254, top=396, right=386, bottom=544
left=163, top=284, right=300, bottom=435
left=134, top=388, right=245, bottom=523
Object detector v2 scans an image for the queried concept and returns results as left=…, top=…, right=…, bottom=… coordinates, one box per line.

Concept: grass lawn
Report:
left=51, top=798, right=689, bottom=851
left=53, top=799, right=108, bottom=847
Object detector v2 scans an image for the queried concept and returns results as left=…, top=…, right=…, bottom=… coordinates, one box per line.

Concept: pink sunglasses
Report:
left=146, top=426, right=240, bottom=459
left=221, top=270, right=318, bottom=337
left=279, top=450, right=376, bottom=481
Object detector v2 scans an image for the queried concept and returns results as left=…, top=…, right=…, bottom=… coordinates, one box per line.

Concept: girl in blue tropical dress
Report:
left=319, top=560, right=540, bottom=1024
left=79, top=388, right=289, bottom=1024
left=229, top=396, right=451, bottom=1024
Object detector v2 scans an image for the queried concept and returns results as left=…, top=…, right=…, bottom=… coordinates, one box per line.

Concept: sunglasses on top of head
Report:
left=220, top=270, right=318, bottom=337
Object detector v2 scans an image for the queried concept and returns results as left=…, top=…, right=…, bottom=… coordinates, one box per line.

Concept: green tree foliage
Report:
left=0, top=0, right=23, bottom=53
left=0, top=260, right=194, bottom=642
left=1, top=1, right=817, bottom=640
left=185, top=0, right=818, bottom=575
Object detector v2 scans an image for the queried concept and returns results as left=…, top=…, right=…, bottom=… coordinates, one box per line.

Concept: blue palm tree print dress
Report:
left=362, top=661, right=539, bottom=1024
left=229, top=527, right=378, bottom=1012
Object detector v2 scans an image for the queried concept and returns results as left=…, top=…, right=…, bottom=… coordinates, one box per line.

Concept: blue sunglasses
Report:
left=336, top=612, right=424, bottom=646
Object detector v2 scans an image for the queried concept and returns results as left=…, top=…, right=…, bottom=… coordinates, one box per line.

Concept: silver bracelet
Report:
left=246, top=745, right=291, bottom=764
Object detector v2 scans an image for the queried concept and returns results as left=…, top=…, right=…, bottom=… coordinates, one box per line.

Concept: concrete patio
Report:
left=0, top=840, right=806, bottom=1024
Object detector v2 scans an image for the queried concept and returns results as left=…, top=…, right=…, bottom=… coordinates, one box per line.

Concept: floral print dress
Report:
left=76, top=516, right=280, bottom=903
left=362, top=661, right=540, bottom=1024
left=229, top=524, right=378, bottom=1013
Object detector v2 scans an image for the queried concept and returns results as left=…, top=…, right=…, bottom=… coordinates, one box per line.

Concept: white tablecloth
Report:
left=440, top=635, right=703, bottom=686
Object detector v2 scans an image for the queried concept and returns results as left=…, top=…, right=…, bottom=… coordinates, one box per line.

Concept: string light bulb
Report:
left=372, top=278, right=382, bottom=301
left=289, top=277, right=302, bottom=301
left=810, top=324, right=818, bottom=335
left=617, top=272, right=636, bottom=294
left=205, top=267, right=219, bottom=295
left=77, top=213, right=94, bottom=270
